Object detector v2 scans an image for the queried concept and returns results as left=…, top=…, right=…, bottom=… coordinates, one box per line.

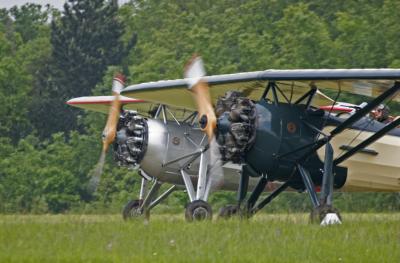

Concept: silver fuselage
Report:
left=139, top=119, right=260, bottom=190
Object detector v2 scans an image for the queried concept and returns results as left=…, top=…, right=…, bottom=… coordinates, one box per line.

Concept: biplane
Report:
left=68, top=56, right=400, bottom=225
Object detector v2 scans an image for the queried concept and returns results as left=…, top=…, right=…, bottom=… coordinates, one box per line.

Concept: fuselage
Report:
left=116, top=100, right=400, bottom=192
left=244, top=99, right=400, bottom=192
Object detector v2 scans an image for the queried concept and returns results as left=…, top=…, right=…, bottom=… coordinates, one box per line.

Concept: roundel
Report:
left=287, top=122, right=297, bottom=134
left=172, top=137, right=180, bottom=145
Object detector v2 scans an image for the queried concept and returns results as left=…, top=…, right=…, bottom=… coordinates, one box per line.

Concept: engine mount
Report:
left=114, top=110, right=148, bottom=167
left=216, top=91, right=257, bottom=163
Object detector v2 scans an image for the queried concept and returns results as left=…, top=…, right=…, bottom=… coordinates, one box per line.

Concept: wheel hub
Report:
left=185, top=200, right=213, bottom=222
left=192, top=207, right=208, bottom=220
left=129, top=207, right=143, bottom=217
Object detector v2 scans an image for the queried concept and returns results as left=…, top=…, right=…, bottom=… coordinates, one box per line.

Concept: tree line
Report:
left=0, top=0, right=399, bottom=213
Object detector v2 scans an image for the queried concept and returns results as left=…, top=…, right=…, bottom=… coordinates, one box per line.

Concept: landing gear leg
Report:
left=313, top=143, right=341, bottom=225
left=297, top=164, right=321, bottom=208
left=122, top=177, right=177, bottom=221
left=297, top=144, right=341, bottom=226
left=245, top=174, right=268, bottom=218
left=122, top=177, right=148, bottom=220
left=180, top=150, right=213, bottom=221
left=237, top=165, right=249, bottom=208
left=219, top=165, right=248, bottom=219
left=219, top=166, right=290, bottom=219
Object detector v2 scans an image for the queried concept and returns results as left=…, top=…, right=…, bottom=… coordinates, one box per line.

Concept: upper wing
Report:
left=67, top=95, right=152, bottom=115
left=121, top=69, right=400, bottom=110
left=67, top=95, right=195, bottom=120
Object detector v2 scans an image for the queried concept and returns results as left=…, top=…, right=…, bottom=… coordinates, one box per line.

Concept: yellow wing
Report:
left=121, top=69, right=400, bottom=109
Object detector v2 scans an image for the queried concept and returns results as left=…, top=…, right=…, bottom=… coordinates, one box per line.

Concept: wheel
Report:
left=310, top=205, right=342, bottom=224
left=185, top=200, right=213, bottom=222
left=218, top=205, right=239, bottom=219
left=122, top=199, right=143, bottom=220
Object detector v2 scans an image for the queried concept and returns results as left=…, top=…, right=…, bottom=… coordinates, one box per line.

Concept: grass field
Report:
left=0, top=213, right=399, bottom=262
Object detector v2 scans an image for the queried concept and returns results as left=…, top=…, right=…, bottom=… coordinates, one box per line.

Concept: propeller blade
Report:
left=89, top=73, right=125, bottom=192
left=185, top=56, right=217, bottom=140
left=205, top=137, right=224, bottom=196
left=102, top=73, right=125, bottom=152
left=184, top=56, right=224, bottom=193
left=88, top=151, right=106, bottom=193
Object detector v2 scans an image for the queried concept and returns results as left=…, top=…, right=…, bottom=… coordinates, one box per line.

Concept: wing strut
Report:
left=300, top=81, right=400, bottom=158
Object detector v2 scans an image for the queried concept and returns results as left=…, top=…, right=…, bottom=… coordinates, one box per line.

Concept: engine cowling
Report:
left=113, top=110, right=206, bottom=184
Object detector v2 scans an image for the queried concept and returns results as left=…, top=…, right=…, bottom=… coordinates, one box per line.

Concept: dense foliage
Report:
left=0, top=0, right=399, bottom=214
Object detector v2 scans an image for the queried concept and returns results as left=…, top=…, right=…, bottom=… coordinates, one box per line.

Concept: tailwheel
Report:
left=122, top=199, right=143, bottom=220
left=310, top=205, right=342, bottom=225
left=185, top=200, right=213, bottom=222
left=218, top=204, right=239, bottom=219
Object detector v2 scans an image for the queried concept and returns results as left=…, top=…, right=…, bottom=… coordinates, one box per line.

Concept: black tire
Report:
left=218, top=205, right=239, bottom=219
left=185, top=200, right=213, bottom=222
left=310, top=205, right=341, bottom=224
left=122, top=199, right=143, bottom=220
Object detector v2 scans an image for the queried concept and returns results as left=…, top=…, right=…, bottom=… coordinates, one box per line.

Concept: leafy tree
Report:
left=272, top=3, right=334, bottom=68
left=9, top=3, right=53, bottom=43
left=34, top=0, right=136, bottom=138
left=0, top=37, right=32, bottom=141
left=380, top=0, right=400, bottom=67
left=333, top=9, right=386, bottom=68
left=0, top=4, right=54, bottom=142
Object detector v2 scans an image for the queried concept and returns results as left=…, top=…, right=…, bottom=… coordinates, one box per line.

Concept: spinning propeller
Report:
left=184, top=56, right=224, bottom=192
left=88, top=73, right=125, bottom=192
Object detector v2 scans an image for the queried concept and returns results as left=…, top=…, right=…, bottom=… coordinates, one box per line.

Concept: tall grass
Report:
left=0, top=214, right=399, bottom=262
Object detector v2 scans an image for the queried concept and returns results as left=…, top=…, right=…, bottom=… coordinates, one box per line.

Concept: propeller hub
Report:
left=199, top=114, right=208, bottom=129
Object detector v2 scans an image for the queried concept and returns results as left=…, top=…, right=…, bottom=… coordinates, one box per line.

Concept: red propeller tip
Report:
left=113, top=73, right=126, bottom=85
left=112, top=73, right=126, bottom=94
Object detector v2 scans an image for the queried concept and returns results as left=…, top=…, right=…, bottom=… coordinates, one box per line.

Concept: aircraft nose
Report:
left=114, top=110, right=148, bottom=167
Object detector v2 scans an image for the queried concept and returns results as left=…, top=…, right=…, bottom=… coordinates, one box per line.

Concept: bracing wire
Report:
left=335, top=117, right=375, bottom=159
left=289, top=81, right=294, bottom=103
left=316, top=82, right=342, bottom=141
left=335, top=97, right=395, bottom=159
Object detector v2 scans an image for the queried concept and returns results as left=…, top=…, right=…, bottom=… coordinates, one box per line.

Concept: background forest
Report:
left=0, top=0, right=399, bottom=214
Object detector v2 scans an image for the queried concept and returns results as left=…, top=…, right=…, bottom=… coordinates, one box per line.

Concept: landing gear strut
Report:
left=122, top=176, right=177, bottom=220
left=298, top=142, right=342, bottom=225
left=179, top=146, right=214, bottom=222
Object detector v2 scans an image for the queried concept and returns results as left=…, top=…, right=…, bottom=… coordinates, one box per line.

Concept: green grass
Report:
left=0, top=213, right=399, bottom=262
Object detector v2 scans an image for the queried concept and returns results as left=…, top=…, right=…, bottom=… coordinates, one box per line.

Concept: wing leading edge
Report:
left=67, top=95, right=195, bottom=120
left=67, top=96, right=150, bottom=114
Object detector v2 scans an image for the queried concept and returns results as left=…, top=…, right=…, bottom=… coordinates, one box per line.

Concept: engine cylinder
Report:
left=114, top=110, right=148, bottom=166
left=215, top=91, right=257, bottom=163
